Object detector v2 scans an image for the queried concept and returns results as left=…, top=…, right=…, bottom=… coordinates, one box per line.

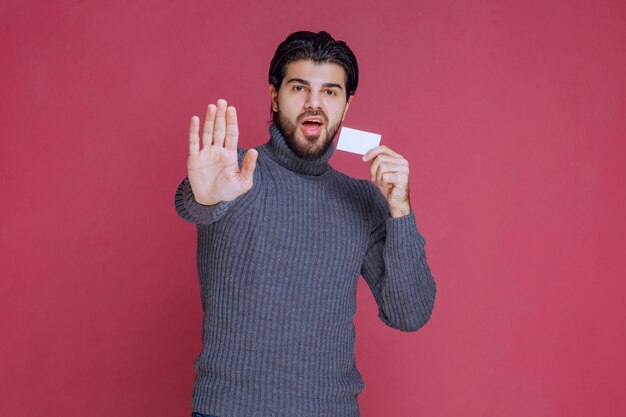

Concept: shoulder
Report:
left=329, top=169, right=370, bottom=194
left=329, top=170, right=389, bottom=219
left=332, top=169, right=384, bottom=198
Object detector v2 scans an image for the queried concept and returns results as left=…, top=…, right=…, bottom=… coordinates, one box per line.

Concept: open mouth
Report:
left=300, top=118, right=324, bottom=136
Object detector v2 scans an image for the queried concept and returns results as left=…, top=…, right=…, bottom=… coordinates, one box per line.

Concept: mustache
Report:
left=297, top=110, right=328, bottom=124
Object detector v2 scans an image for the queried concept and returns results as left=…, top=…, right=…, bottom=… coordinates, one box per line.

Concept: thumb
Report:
left=239, top=148, right=258, bottom=183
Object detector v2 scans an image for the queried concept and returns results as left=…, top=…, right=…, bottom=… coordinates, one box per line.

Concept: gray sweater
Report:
left=175, top=123, right=436, bottom=417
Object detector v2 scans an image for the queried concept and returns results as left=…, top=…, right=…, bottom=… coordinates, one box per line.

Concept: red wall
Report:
left=2, top=1, right=625, bottom=416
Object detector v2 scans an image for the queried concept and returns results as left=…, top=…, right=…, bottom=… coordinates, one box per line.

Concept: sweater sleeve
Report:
left=174, top=176, right=234, bottom=225
left=360, top=186, right=437, bottom=332
left=174, top=148, right=251, bottom=225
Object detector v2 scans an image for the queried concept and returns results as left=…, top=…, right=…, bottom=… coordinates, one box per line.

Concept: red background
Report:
left=2, top=1, right=625, bottom=416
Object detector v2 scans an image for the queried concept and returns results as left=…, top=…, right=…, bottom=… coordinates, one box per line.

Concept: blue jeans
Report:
left=191, top=413, right=218, bottom=417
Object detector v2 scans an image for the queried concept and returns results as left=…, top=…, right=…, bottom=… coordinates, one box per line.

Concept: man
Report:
left=176, top=31, right=436, bottom=417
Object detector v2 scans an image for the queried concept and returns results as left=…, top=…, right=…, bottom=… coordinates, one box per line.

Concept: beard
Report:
left=275, top=107, right=342, bottom=161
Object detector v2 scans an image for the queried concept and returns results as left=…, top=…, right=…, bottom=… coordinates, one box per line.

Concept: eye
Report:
left=293, top=85, right=305, bottom=92
left=324, top=89, right=337, bottom=96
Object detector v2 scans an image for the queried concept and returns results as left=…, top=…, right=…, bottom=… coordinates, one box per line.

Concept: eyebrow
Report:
left=286, top=78, right=344, bottom=90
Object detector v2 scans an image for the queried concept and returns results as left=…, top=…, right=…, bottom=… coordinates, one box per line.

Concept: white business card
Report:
left=336, top=127, right=381, bottom=155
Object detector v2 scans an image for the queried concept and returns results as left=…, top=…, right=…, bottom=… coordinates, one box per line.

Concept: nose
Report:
left=305, top=90, right=322, bottom=110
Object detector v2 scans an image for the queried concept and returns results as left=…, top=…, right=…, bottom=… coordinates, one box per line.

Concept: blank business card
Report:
left=336, top=127, right=381, bottom=155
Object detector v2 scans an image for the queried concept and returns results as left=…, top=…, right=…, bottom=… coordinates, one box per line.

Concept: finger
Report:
left=189, top=116, right=200, bottom=157
left=213, top=99, right=227, bottom=147
left=380, top=172, right=397, bottom=191
left=362, top=145, right=403, bottom=162
left=224, top=106, right=239, bottom=150
left=376, top=176, right=392, bottom=197
left=202, top=104, right=217, bottom=148
left=377, top=166, right=408, bottom=188
left=373, top=161, right=408, bottom=185
left=382, top=172, right=398, bottom=183
left=239, top=148, right=258, bottom=185
left=367, top=145, right=403, bottom=160
left=369, top=155, right=407, bottom=181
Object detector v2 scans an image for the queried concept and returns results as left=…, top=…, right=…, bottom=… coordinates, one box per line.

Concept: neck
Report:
left=258, top=123, right=335, bottom=176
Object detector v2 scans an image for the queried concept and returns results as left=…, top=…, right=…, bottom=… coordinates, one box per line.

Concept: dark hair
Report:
left=268, top=31, right=359, bottom=120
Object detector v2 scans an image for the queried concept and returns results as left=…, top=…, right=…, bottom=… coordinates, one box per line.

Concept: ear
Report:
left=269, top=84, right=278, bottom=113
left=341, top=95, right=354, bottom=121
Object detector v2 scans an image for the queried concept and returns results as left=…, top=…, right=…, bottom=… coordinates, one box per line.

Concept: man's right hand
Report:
left=187, top=99, right=258, bottom=206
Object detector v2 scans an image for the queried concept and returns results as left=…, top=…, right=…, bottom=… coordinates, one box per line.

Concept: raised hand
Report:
left=362, top=145, right=412, bottom=218
left=187, top=99, right=258, bottom=205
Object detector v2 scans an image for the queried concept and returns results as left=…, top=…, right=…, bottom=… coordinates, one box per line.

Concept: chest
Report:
left=214, top=172, right=371, bottom=284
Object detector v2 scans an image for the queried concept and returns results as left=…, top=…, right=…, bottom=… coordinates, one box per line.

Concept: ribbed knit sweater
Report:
left=175, top=123, right=436, bottom=417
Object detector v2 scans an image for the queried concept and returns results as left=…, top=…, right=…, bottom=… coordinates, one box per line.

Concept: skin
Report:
left=362, top=145, right=412, bottom=218
left=187, top=100, right=257, bottom=206
left=187, top=60, right=412, bottom=218
left=269, top=60, right=352, bottom=160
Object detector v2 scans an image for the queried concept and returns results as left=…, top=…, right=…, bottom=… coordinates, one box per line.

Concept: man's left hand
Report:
left=362, top=145, right=411, bottom=218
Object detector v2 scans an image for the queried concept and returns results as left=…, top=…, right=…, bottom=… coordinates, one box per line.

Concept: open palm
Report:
left=187, top=99, right=258, bottom=205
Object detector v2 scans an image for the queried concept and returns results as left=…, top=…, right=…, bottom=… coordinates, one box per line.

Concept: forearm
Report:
left=362, top=209, right=437, bottom=332
left=378, top=210, right=436, bottom=331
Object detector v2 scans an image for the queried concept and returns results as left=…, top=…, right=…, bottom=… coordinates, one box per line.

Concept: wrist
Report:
left=389, top=202, right=411, bottom=218
left=193, top=195, right=222, bottom=206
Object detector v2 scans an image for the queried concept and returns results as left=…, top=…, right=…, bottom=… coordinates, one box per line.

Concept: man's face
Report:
left=270, top=60, right=353, bottom=160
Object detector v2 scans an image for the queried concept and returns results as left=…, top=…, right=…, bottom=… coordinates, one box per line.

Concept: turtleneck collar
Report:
left=258, top=122, right=335, bottom=176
